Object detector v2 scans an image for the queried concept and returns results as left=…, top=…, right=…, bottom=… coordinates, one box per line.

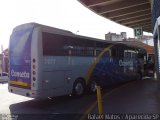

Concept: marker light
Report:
left=33, top=71, right=36, bottom=75
left=33, top=77, right=36, bottom=81
left=33, top=65, right=36, bottom=69
left=33, top=59, right=36, bottom=63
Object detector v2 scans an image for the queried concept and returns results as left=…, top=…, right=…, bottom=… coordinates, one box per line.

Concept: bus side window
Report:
left=103, top=50, right=111, bottom=57
left=111, top=48, right=116, bottom=57
left=42, top=32, right=68, bottom=56
left=117, top=48, right=124, bottom=58
left=95, top=41, right=104, bottom=56
left=137, top=53, right=144, bottom=59
left=148, top=55, right=153, bottom=64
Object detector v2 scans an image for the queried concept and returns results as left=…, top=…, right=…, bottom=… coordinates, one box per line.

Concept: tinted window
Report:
left=117, top=47, right=124, bottom=58
left=95, top=42, right=104, bottom=56
left=111, top=48, right=116, bottom=57
left=69, top=37, right=86, bottom=56
left=42, top=32, right=68, bottom=56
left=43, top=32, right=111, bottom=57
left=95, top=41, right=111, bottom=57
left=43, top=32, right=96, bottom=57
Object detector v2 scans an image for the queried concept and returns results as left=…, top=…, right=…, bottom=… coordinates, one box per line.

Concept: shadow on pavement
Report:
left=95, top=78, right=160, bottom=114
left=8, top=78, right=159, bottom=119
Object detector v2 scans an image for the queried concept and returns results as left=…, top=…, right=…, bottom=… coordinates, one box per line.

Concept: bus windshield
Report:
left=9, top=26, right=33, bottom=89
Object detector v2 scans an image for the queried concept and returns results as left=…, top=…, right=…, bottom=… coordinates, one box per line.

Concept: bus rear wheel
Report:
left=89, top=80, right=97, bottom=93
left=72, top=79, right=85, bottom=96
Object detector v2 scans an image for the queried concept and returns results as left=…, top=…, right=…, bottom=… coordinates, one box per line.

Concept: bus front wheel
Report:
left=72, top=79, right=85, bottom=96
left=87, top=76, right=99, bottom=94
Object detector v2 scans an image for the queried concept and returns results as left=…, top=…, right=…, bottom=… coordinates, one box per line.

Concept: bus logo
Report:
left=11, top=70, right=30, bottom=78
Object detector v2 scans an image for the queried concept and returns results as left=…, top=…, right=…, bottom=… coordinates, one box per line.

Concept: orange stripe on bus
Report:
left=9, top=81, right=29, bottom=87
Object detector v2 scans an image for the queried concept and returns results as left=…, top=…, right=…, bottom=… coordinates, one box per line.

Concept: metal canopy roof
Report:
left=79, top=0, right=152, bottom=33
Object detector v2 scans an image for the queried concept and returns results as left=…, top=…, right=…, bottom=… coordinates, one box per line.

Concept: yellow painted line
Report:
left=9, top=81, right=28, bottom=87
left=80, top=81, right=136, bottom=120
left=85, top=45, right=113, bottom=84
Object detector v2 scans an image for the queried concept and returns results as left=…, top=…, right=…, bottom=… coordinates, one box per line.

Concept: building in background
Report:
left=105, top=32, right=127, bottom=41
left=105, top=32, right=154, bottom=65
left=141, top=35, right=153, bottom=45
left=105, top=32, right=153, bottom=46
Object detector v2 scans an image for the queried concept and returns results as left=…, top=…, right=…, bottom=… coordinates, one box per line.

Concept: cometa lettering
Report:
left=11, top=70, right=30, bottom=78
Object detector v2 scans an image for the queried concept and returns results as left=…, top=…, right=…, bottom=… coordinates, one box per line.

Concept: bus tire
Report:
left=89, top=81, right=97, bottom=93
left=72, top=79, right=85, bottom=96
left=88, top=77, right=98, bottom=93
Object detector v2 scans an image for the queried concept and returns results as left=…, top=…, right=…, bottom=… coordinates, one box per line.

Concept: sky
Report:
left=0, top=0, right=153, bottom=51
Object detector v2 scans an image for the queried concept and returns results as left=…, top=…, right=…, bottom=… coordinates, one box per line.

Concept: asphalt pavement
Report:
left=81, top=78, right=160, bottom=120
left=1, top=78, right=160, bottom=120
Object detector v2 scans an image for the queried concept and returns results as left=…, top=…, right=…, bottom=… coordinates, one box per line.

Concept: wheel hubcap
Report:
left=90, top=81, right=97, bottom=92
left=75, top=83, right=84, bottom=95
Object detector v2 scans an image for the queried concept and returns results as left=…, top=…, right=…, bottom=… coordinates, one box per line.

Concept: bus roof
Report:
left=13, top=22, right=115, bottom=43
left=12, top=22, right=147, bottom=50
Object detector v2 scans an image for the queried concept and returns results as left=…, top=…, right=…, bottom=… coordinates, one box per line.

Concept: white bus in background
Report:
left=8, top=23, right=146, bottom=99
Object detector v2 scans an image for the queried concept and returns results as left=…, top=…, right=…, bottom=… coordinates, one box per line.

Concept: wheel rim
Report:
left=75, top=83, right=84, bottom=95
left=90, top=81, right=97, bottom=92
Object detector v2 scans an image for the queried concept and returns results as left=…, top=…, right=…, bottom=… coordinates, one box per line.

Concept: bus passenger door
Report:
left=123, top=49, right=136, bottom=80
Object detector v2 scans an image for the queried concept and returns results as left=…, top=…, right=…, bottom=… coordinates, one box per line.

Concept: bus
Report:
left=116, top=41, right=155, bottom=77
left=8, top=23, right=146, bottom=98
